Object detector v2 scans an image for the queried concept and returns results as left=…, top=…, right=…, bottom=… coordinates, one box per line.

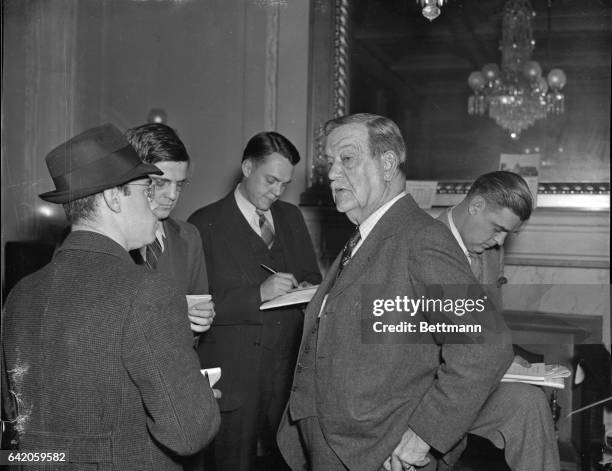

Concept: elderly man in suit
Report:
left=277, top=113, right=518, bottom=471
left=2, top=124, right=220, bottom=470
left=436, top=170, right=560, bottom=470
left=125, top=123, right=214, bottom=334
left=188, top=131, right=321, bottom=471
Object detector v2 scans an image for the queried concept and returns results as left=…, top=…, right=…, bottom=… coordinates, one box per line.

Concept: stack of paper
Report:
left=501, top=362, right=571, bottom=389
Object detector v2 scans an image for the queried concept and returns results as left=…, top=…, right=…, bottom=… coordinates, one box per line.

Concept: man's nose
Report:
left=271, top=183, right=283, bottom=197
left=328, top=160, right=341, bottom=181
left=166, top=183, right=179, bottom=200
left=493, top=232, right=507, bottom=246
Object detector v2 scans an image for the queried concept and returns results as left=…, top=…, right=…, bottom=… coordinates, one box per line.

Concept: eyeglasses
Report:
left=150, top=177, right=190, bottom=193
left=127, top=182, right=155, bottom=200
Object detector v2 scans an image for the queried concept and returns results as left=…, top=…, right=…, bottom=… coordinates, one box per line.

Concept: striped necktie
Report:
left=256, top=209, right=275, bottom=249
left=337, top=228, right=361, bottom=277
left=144, top=236, right=164, bottom=270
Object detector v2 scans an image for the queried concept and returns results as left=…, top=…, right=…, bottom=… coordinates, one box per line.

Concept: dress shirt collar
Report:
left=352, top=191, right=406, bottom=254
left=234, top=184, right=274, bottom=235
left=141, top=221, right=165, bottom=260
left=447, top=206, right=470, bottom=263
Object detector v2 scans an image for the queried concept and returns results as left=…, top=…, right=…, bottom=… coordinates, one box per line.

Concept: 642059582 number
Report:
left=0, top=450, right=68, bottom=465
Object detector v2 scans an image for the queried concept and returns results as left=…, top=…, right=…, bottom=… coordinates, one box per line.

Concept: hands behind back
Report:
left=384, top=427, right=430, bottom=471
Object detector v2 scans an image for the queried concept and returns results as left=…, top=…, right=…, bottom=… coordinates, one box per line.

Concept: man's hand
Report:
left=513, top=354, right=531, bottom=368
left=260, top=273, right=298, bottom=302
left=188, top=300, right=215, bottom=333
left=383, top=427, right=430, bottom=471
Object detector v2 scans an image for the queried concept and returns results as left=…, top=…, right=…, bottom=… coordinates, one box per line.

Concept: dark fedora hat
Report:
left=39, top=123, right=162, bottom=204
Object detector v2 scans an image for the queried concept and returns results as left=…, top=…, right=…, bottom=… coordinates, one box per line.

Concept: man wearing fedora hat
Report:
left=2, top=123, right=220, bottom=469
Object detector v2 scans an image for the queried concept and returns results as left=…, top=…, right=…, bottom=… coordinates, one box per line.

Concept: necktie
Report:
left=256, top=209, right=275, bottom=249
left=469, top=254, right=482, bottom=282
left=337, top=228, right=361, bottom=277
left=144, top=236, right=164, bottom=270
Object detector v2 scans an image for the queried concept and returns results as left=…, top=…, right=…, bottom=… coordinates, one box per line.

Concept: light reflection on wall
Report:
left=37, top=204, right=59, bottom=219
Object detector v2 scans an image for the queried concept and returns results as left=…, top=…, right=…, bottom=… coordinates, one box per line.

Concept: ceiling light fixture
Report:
left=467, top=0, right=566, bottom=139
left=417, top=0, right=447, bottom=22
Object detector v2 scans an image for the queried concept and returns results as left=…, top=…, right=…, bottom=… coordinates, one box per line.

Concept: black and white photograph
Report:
left=1, top=1, right=610, bottom=470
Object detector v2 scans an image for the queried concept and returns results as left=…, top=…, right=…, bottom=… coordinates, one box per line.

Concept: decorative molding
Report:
left=264, top=3, right=281, bottom=130
left=433, top=181, right=610, bottom=210
left=504, top=208, right=610, bottom=268
left=332, top=0, right=350, bottom=117
left=503, top=310, right=603, bottom=345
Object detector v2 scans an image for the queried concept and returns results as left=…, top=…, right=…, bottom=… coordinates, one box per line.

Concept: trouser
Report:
left=209, top=345, right=295, bottom=471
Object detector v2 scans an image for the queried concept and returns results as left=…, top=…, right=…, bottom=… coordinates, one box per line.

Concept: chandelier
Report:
left=417, top=0, right=447, bottom=21
left=467, top=0, right=566, bottom=139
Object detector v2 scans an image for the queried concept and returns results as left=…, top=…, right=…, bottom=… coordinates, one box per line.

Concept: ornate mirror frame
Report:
left=301, top=0, right=609, bottom=211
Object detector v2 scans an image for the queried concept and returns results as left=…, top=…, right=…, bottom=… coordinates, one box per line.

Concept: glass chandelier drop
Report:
left=417, top=0, right=447, bottom=21
left=467, top=0, right=566, bottom=139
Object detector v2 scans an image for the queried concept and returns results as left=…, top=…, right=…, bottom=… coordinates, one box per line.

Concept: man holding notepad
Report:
left=188, top=131, right=321, bottom=471
left=125, top=123, right=215, bottom=334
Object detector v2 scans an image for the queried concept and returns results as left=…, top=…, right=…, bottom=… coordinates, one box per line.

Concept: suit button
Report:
left=296, top=363, right=304, bottom=372
left=254, top=341, right=261, bottom=346
left=291, top=386, right=297, bottom=392
left=497, top=276, right=508, bottom=287
left=276, top=321, right=281, bottom=326
left=304, top=346, right=311, bottom=353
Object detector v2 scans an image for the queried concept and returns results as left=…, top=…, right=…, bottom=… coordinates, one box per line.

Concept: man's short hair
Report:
left=467, top=171, right=533, bottom=221
left=324, top=113, right=407, bottom=176
left=62, top=193, right=99, bottom=224
left=125, top=123, right=189, bottom=164
left=241, top=131, right=300, bottom=165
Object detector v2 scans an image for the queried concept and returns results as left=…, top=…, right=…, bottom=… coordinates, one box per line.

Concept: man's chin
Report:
left=153, top=209, right=172, bottom=220
left=336, top=206, right=361, bottom=225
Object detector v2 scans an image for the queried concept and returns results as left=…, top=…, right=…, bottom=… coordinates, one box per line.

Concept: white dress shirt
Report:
left=351, top=191, right=407, bottom=256
left=234, top=184, right=275, bottom=237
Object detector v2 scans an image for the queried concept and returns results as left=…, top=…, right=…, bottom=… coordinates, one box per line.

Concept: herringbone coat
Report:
left=2, top=231, right=220, bottom=470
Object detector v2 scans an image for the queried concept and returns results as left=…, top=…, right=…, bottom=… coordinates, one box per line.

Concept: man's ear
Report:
left=241, top=159, right=253, bottom=179
left=103, top=187, right=122, bottom=213
left=381, top=151, right=398, bottom=181
left=468, top=195, right=486, bottom=215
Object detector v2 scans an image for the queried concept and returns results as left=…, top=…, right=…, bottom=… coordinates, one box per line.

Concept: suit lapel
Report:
left=216, top=194, right=266, bottom=285
left=327, top=195, right=413, bottom=300
left=301, top=255, right=341, bottom=341
left=270, top=203, right=289, bottom=252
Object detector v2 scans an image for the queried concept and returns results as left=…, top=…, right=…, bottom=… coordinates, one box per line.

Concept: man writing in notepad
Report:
left=188, top=131, right=321, bottom=471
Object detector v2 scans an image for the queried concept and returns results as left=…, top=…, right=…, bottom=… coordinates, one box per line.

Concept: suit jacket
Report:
left=2, top=231, right=220, bottom=470
left=188, top=193, right=321, bottom=411
left=277, top=194, right=513, bottom=471
left=437, top=208, right=505, bottom=309
left=131, top=217, right=208, bottom=295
